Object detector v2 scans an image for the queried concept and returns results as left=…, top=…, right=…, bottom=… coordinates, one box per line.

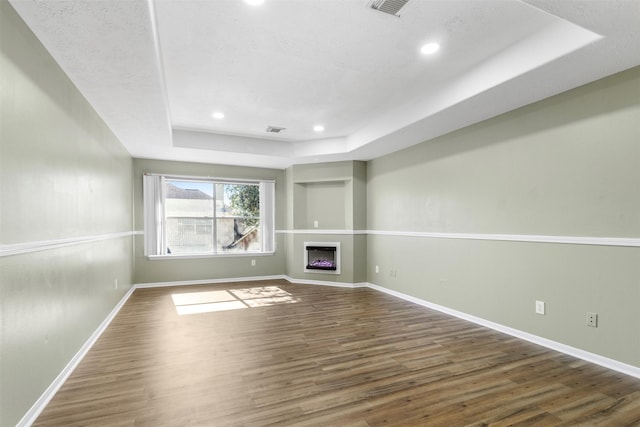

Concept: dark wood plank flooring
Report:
left=34, top=279, right=640, bottom=426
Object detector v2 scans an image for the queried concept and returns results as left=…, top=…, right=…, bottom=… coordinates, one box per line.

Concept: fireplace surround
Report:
left=304, top=242, right=340, bottom=274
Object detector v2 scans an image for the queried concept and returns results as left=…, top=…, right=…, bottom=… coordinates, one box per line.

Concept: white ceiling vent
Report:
left=368, top=0, right=410, bottom=17
left=266, top=126, right=286, bottom=133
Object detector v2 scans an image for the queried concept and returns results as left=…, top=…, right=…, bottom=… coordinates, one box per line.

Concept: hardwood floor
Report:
left=34, top=279, right=640, bottom=426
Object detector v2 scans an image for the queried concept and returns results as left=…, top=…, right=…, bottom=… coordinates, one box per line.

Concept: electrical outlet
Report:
left=251, top=259, right=256, bottom=267
left=375, top=265, right=379, bottom=273
left=535, top=300, right=545, bottom=315
left=586, top=312, right=598, bottom=327
left=313, top=220, right=319, bottom=228
left=114, top=279, right=118, bottom=289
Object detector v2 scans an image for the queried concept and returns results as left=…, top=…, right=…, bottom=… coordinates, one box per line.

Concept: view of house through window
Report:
left=165, top=180, right=261, bottom=254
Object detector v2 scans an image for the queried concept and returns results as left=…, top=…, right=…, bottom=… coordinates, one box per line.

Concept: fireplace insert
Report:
left=304, top=242, right=340, bottom=274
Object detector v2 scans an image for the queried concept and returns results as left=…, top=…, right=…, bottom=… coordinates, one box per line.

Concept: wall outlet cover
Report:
left=535, top=300, right=545, bottom=315
left=587, top=312, right=598, bottom=327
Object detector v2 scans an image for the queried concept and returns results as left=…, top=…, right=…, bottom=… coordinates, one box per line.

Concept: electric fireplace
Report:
left=304, top=242, right=340, bottom=274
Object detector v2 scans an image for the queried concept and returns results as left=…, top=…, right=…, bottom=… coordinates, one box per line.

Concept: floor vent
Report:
left=368, top=0, right=410, bottom=17
left=266, top=126, right=286, bottom=133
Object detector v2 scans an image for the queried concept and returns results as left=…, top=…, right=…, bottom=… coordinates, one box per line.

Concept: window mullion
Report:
left=212, top=182, right=218, bottom=254
left=160, top=175, right=167, bottom=255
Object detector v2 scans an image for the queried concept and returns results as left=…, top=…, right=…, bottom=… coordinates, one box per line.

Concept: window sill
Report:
left=147, top=251, right=275, bottom=261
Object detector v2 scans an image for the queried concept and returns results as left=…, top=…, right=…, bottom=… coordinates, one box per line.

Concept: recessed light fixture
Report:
left=313, top=125, right=325, bottom=132
left=212, top=112, right=225, bottom=119
left=244, top=0, right=264, bottom=5
left=420, top=42, right=440, bottom=55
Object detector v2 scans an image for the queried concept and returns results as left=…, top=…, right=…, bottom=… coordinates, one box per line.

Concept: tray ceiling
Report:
left=9, top=0, right=640, bottom=169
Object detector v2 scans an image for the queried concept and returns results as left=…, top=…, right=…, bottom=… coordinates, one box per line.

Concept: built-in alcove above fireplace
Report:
left=304, top=242, right=340, bottom=275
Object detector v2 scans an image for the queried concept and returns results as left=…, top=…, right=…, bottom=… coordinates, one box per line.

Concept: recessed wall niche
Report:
left=287, top=161, right=367, bottom=283
left=294, top=180, right=346, bottom=230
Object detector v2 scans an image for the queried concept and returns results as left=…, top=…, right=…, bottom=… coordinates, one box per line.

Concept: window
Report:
left=143, top=174, right=275, bottom=257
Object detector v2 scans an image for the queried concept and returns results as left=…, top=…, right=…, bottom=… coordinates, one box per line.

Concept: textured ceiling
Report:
left=9, top=0, right=640, bottom=169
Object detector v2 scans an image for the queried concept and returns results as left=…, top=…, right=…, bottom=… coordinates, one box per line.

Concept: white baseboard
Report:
left=133, top=275, right=287, bottom=288
left=283, top=275, right=368, bottom=288
left=134, top=274, right=368, bottom=290
left=17, top=285, right=137, bottom=427
left=367, top=282, right=640, bottom=379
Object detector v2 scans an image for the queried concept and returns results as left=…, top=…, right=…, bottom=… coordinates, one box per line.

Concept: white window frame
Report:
left=143, top=173, right=275, bottom=259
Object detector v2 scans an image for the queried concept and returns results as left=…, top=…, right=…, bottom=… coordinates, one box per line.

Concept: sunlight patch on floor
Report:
left=176, top=300, right=247, bottom=315
left=171, top=286, right=300, bottom=315
left=171, top=290, right=236, bottom=306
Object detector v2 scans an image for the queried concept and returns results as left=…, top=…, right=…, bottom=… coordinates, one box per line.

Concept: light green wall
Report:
left=367, top=66, right=640, bottom=367
left=290, top=161, right=356, bottom=183
left=286, top=161, right=367, bottom=283
left=351, top=160, right=367, bottom=231
left=3, top=1, right=638, bottom=423
left=302, top=181, right=346, bottom=229
left=0, top=2, right=134, bottom=425
left=132, top=158, right=286, bottom=284
left=290, top=161, right=367, bottom=231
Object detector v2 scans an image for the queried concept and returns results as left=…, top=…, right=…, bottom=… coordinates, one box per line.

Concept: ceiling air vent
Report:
left=266, top=126, right=286, bottom=133
left=368, top=0, right=410, bottom=17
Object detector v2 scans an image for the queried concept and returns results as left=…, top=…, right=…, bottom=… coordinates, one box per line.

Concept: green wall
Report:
left=366, top=67, right=640, bottom=367
left=132, top=158, right=287, bottom=284
left=3, top=0, right=639, bottom=423
left=284, top=161, right=367, bottom=284
left=0, top=2, right=134, bottom=426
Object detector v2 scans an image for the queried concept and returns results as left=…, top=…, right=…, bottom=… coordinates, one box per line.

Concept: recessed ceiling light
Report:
left=244, top=0, right=264, bottom=5
left=212, top=112, right=225, bottom=119
left=420, top=42, right=440, bottom=55
left=313, top=125, right=325, bottom=132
